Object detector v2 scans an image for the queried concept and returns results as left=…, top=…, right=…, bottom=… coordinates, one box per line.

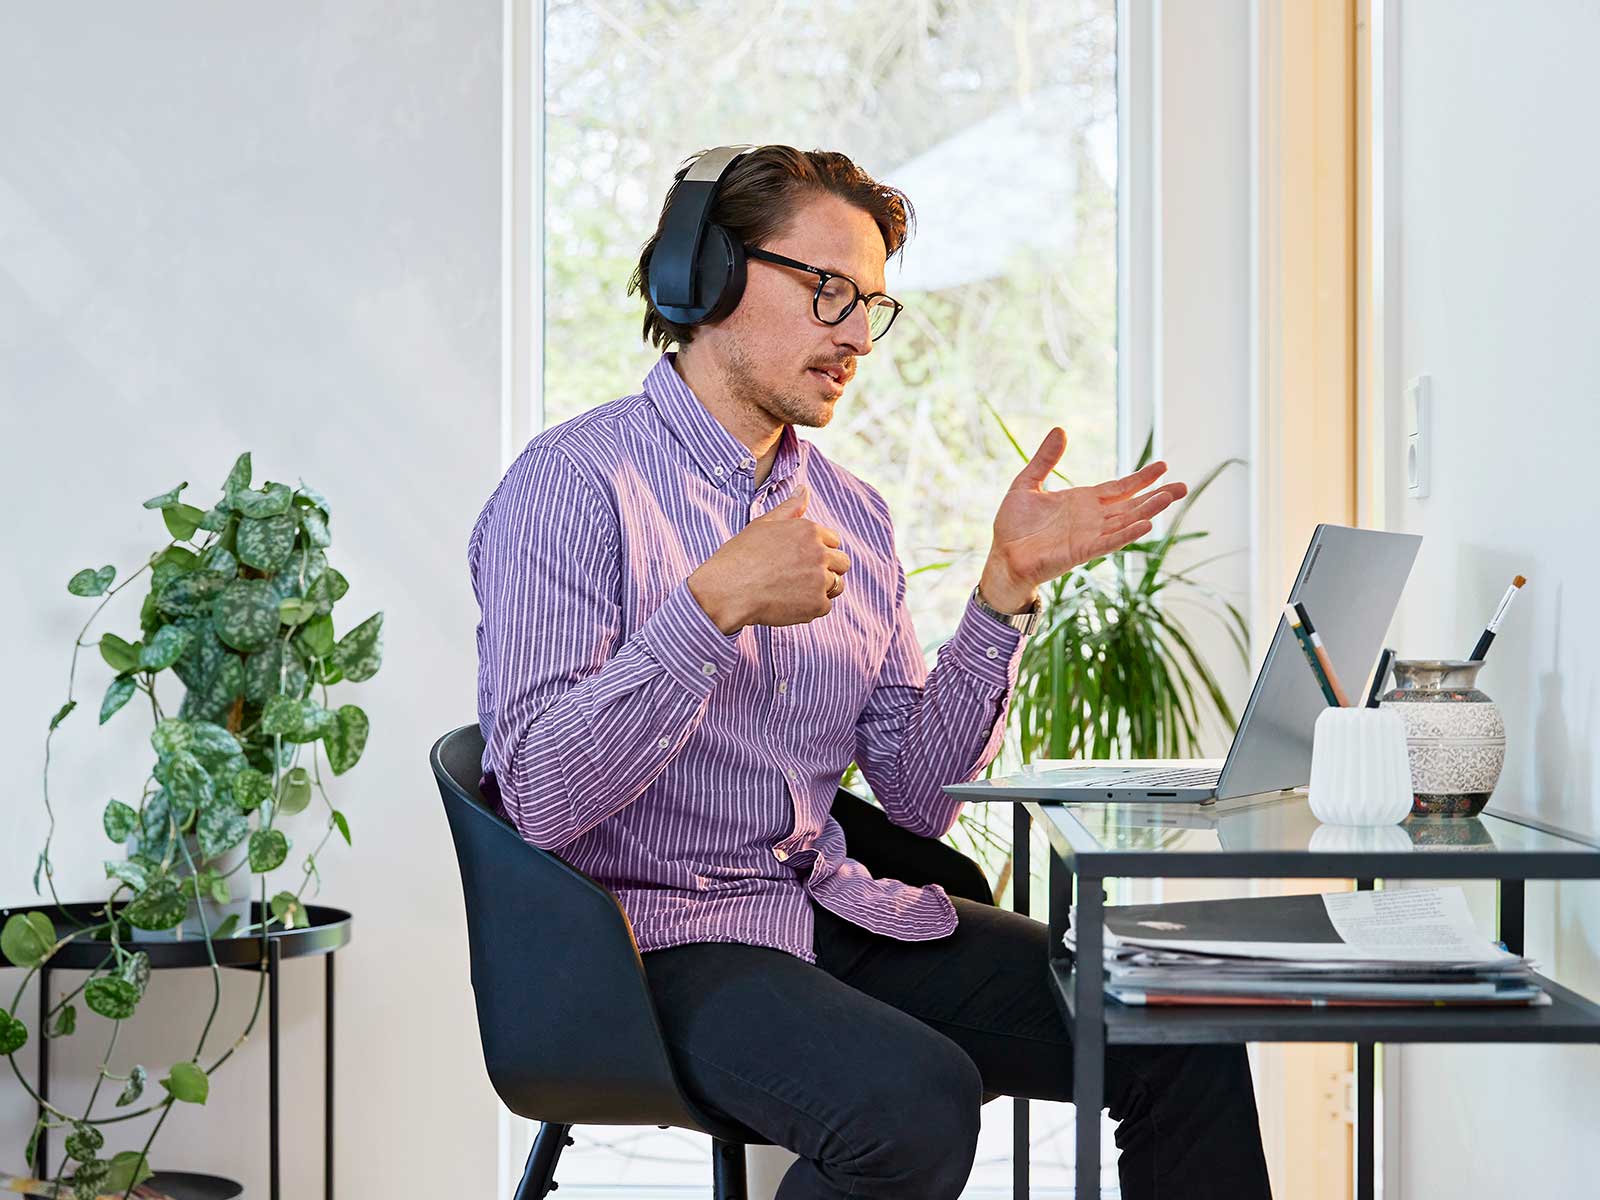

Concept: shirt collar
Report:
left=644, top=352, right=799, bottom=491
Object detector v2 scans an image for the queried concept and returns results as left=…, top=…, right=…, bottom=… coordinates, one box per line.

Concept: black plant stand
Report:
left=2, top=901, right=351, bottom=1200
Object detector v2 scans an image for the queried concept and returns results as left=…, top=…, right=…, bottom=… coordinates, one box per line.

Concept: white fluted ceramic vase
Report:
left=1307, top=707, right=1414, bottom=826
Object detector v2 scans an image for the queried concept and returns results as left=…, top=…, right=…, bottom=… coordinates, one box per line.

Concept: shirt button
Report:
left=985, top=646, right=1000, bottom=659
left=657, top=737, right=670, bottom=749
left=714, top=465, right=725, bottom=475
left=787, top=769, right=798, bottom=780
left=777, top=680, right=788, bottom=694
left=701, top=662, right=717, bottom=676
left=773, top=848, right=789, bottom=862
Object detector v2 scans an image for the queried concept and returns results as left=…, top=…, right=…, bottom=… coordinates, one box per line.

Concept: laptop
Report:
left=942, top=524, right=1422, bottom=805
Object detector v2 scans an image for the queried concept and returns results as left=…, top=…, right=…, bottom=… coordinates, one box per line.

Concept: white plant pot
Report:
left=1307, top=707, right=1413, bottom=826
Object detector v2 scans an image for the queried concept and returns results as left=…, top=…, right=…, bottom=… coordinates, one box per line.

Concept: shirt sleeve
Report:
left=473, top=445, right=742, bottom=851
left=851, top=552, right=1028, bottom=839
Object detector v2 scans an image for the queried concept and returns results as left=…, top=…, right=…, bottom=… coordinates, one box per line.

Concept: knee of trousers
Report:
left=836, top=1047, right=983, bottom=1194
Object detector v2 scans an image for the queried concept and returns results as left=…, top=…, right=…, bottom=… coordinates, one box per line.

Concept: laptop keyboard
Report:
left=1066, top=766, right=1222, bottom=790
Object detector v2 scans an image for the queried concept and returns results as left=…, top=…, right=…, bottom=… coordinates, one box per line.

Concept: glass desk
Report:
left=1014, top=792, right=1600, bottom=1200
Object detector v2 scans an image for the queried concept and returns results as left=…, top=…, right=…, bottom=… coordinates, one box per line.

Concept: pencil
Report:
left=1468, top=575, right=1526, bottom=662
left=1285, top=603, right=1340, bottom=707
left=1292, top=601, right=1353, bottom=707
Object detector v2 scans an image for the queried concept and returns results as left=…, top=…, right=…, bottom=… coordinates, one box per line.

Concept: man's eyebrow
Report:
left=819, top=262, right=889, bottom=293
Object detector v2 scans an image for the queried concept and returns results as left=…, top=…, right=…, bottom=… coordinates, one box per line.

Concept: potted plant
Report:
left=2, top=452, right=381, bottom=1199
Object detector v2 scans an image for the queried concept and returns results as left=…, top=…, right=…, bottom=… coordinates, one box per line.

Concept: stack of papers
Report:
left=1065, top=886, right=1546, bottom=1007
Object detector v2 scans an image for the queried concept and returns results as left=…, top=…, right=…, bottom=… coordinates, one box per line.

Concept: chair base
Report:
left=515, top=1123, right=749, bottom=1200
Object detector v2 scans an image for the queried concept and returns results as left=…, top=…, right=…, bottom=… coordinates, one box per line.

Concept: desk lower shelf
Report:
left=1049, top=959, right=1600, bottom=1045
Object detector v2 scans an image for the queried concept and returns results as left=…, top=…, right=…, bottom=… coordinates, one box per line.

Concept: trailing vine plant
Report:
left=2, top=452, right=382, bottom=1199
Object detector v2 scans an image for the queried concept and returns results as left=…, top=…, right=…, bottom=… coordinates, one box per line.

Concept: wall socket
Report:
left=1405, top=375, right=1431, bottom=498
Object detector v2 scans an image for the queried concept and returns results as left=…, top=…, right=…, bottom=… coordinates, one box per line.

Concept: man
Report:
left=471, top=145, right=1272, bottom=1199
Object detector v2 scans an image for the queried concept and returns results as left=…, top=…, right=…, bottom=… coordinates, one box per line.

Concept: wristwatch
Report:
left=971, top=585, right=1043, bottom=637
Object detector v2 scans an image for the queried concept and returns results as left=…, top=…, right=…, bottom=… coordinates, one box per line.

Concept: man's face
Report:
left=704, top=192, right=888, bottom=429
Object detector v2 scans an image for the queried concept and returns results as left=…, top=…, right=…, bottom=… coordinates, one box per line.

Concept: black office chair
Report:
left=431, top=723, right=997, bottom=1200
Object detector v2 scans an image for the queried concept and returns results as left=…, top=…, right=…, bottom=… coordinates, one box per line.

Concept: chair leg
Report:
left=514, top=1122, right=573, bottom=1200
left=712, top=1138, right=748, bottom=1200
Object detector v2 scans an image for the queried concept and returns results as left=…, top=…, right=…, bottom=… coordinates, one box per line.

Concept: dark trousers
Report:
left=641, top=897, right=1273, bottom=1200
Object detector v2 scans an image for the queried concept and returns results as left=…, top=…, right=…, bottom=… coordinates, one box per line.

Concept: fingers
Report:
left=824, top=548, right=851, bottom=575
left=1095, top=519, right=1155, bottom=556
left=1009, top=427, right=1068, bottom=492
left=757, top=484, right=809, bottom=519
left=1108, top=482, right=1186, bottom=525
left=1096, top=460, right=1171, bottom=501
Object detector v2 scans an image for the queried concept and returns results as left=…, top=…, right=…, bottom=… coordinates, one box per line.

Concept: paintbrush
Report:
left=1468, top=575, right=1527, bottom=662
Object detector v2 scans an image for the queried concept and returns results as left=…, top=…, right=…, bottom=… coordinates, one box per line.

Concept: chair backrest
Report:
left=431, top=724, right=727, bottom=1133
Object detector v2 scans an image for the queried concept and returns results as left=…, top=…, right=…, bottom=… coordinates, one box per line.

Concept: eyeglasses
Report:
left=744, top=246, right=904, bottom=341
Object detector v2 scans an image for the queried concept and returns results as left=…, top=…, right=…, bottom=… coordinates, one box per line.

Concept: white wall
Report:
left=1, top=4, right=504, bottom=1195
left=1382, top=1, right=1600, bottom=1194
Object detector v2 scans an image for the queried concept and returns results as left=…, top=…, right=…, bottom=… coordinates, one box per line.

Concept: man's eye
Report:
left=818, top=280, right=851, bottom=304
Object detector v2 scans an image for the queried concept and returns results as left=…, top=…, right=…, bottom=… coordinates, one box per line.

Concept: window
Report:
left=531, top=0, right=1118, bottom=1191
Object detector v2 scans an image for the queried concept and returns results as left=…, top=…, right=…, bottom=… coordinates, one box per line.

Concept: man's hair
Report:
left=628, top=145, right=914, bottom=350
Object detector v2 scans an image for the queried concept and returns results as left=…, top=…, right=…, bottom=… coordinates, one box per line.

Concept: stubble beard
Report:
left=721, top=337, right=831, bottom=430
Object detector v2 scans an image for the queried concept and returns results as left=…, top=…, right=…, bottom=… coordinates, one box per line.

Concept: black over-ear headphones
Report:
left=647, top=144, right=754, bottom=327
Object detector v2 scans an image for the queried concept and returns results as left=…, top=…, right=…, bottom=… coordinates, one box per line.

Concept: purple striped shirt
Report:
left=469, top=353, right=1025, bottom=963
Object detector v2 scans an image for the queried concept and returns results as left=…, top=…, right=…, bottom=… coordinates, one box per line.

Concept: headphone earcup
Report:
left=650, top=222, right=746, bottom=326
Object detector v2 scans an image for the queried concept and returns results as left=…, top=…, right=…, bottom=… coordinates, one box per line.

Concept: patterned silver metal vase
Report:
left=1381, top=659, right=1506, bottom=818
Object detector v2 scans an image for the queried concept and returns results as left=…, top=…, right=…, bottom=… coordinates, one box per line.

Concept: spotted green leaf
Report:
left=68, top=565, right=116, bottom=596
left=299, top=505, right=331, bottom=547
left=179, top=653, right=245, bottom=724
left=326, top=705, right=369, bottom=775
left=198, top=803, right=249, bottom=860
left=0, top=1011, right=28, bottom=1055
left=116, top=1065, right=147, bottom=1107
left=84, top=975, right=142, bottom=1019
left=260, top=694, right=302, bottom=737
left=171, top=616, right=226, bottom=690
left=99, top=675, right=137, bottom=724
left=304, top=566, right=349, bottom=615
left=151, top=717, right=193, bottom=757
left=142, top=482, right=188, bottom=509
left=156, top=569, right=227, bottom=617
left=2, top=911, right=56, bottom=969
left=236, top=511, right=298, bottom=572
left=123, top=878, right=185, bottom=932
left=249, top=828, right=289, bottom=873
left=156, top=750, right=214, bottom=811
left=188, top=721, right=243, bottom=770
left=276, top=767, right=313, bottom=815
left=284, top=701, right=336, bottom=745
left=332, top=612, right=383, bottom=683
left=161, top=1059, right=209, bottom=1104
left=198, top=503, right=232, bottom=532
left=213, top=578, right=282, bottom=652
left=231, top=767, right=271, bottom=813
left=139, top=622, right=191, bottom=671
left=231, top=481, right=292, bottom=519
left=222, top=451, right=252, bottom=499
left=119, top=950, right=151, bottom=995
left=244, top=641, right=309, bottom=704
left=65, top=1120, right=104, bottom=1162
left=103, top=799, right=137, bottom=843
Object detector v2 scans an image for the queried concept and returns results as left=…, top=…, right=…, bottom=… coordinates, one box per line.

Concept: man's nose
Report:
left=833, top=303, right=872, bottom=356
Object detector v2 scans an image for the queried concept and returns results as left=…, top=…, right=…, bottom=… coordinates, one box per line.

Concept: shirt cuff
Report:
left=640, top=579, right=743, bottom=696
left=944, top=592, right=1028, bottom=690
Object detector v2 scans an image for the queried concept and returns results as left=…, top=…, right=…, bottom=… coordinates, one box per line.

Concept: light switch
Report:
left=1405, top=375, right=1430, bottom=498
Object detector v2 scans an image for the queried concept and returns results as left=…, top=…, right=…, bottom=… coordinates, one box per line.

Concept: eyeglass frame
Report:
left=742, top=245, right=904, bottom=340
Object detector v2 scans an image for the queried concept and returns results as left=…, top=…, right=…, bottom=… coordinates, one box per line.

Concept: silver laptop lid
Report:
left=1215, top=524, right=1421, bottom=799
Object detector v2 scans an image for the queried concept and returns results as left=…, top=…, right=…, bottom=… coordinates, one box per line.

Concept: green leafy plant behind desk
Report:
left=4, top=452, right=382, bottom=1199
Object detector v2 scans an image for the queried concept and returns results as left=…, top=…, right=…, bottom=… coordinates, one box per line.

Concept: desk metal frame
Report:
left=1022, top=801, right=1600, bottom=1200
